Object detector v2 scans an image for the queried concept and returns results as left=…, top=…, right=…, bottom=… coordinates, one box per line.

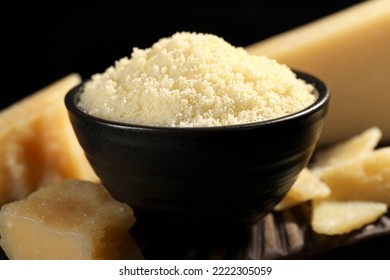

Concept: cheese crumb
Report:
left=78, top=32, right=316, bottom=127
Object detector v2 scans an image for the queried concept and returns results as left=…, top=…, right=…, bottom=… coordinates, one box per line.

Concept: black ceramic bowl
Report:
left=65, top=70, right=329, bottom=233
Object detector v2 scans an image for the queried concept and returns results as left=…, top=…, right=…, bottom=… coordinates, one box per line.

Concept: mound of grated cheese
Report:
left=78, top=32, right=316, bottom=127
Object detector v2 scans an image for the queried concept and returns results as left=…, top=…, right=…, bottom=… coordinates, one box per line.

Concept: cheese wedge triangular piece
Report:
left=246, top=0, right=390, bottom=146
left=311, top=199, right=387, bottom=235
left=319, top=147, right=390, bottom=205
left=0, top=74, right=98, bottom=206
left=274, top=167, right=330, bottom=211
left=313, top=126, right=382, bottom=168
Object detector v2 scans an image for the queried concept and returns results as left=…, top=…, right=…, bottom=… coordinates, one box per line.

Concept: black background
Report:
left=4, top=0, right=388, bottom=260
left=2, top=0, right=363, bottom=109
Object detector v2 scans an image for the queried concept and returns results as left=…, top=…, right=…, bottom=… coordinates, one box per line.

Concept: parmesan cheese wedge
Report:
left=313, top=126, right=382, bottom=168
left=0, top=74, right=98, bottom=206
left=320, top=147, right=390, bottom=205
left=246, top=0, right=390, bottom=146
left=0, top=179, right=140, bottom=260
left=274, top=167, right=330, bottom=211
left=311, top=199, right=387, bottom=235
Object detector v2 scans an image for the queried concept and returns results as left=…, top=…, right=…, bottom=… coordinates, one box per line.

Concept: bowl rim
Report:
left=65, top=69, right=329, bottom=132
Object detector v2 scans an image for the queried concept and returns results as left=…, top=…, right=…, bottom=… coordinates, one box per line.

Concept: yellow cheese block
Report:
left=274, top=167, right=330, bottom=211
left=311, top=199, right=387, bottom=235
left=320, top=147, right=390, bottom=204
left=0, top=179, right=141, bottom=260
left=0, top=74, right=98, bottom=206
left=246, top=0, right=390, bottom=146
left=313, top=126, right=382, bottom=168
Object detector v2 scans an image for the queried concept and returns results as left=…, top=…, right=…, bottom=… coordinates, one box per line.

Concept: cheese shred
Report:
left=78, top=31, right=315, bottom=127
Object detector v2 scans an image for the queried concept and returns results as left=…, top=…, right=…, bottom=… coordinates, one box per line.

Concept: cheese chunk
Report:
left=320, top=147, right=390, bottom=205
left=0, top=179, right=140, bottom=260
left=0, top=74, right=98, bottom=206
left=246, top=0, right=390, bottom=146
left=313, top=126, right=382, bottom=168
left=274, top=167, right=330, bottom=211
left=311, top=199, right=387, bottom=235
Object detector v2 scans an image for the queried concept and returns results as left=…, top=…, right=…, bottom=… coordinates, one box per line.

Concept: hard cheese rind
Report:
left=0, top=74, right=98, bottom=206
left=246, top=0, right=390, bottom=146
left=0, top=179, right=140, bottom=260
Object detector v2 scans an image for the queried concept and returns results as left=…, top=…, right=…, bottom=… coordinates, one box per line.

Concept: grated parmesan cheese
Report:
left=78, top=32, right=316, bottom=127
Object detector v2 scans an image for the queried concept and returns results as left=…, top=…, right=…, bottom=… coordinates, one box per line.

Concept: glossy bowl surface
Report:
left=65, top=70, right=329, bottom=232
